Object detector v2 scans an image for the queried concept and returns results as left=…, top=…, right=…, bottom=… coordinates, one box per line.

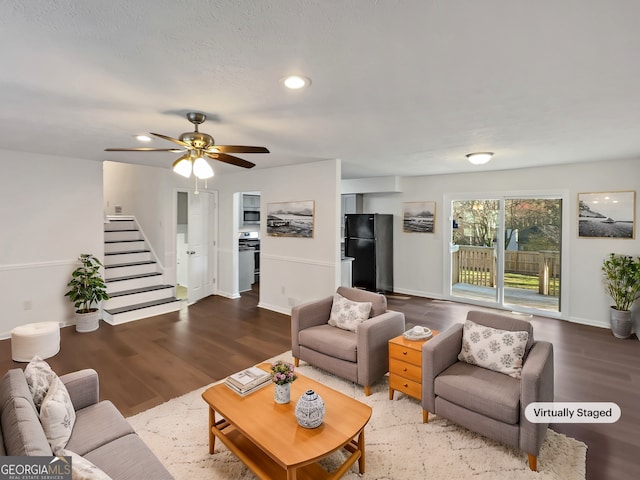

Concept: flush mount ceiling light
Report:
left=466, top=152, right=494, bottom=165
left=282, top=75, right=311, bottom=90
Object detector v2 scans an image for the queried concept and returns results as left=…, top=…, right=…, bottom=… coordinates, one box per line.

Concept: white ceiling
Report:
left=1, top=0, right=639, bottom=179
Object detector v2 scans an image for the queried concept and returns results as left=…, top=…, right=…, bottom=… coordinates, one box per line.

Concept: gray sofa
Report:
left=0, top=368, right=173, bottom=480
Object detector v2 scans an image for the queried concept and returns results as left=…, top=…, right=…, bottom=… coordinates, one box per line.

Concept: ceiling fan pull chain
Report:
left=194, top=175, right=199, bottom=194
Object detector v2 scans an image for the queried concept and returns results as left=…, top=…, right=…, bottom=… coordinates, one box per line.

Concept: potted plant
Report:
left=602, top=253, right=640, bottom=338
left=65, top=254, right=110, bottom=333
left=270, top=360, right=297, bottom=404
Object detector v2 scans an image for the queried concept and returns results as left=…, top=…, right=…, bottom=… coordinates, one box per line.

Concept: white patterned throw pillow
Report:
left=24, top=356, right=58, bottom=411
left=40, top=375, right=76, bottom=454
left=328, top=293, right=372, bottom=332
left=62, top=450, right=114, bottom=480
left=458, top=319, right=529, bottom=378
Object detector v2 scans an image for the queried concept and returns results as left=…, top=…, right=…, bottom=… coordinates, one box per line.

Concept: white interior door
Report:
left=188, top=191, right=215, bottom=304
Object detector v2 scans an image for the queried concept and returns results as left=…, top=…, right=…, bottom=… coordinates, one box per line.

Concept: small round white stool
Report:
left=11, top=322, right=61, bottom=362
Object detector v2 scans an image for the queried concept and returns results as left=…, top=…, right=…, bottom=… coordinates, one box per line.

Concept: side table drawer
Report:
left=389, top=358, right=422, bottom=383
left=389, top=373, right=422, bottom=400
left=389, top=342, right=422, bottom=365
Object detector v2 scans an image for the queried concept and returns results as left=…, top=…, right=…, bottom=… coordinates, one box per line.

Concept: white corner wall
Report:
left=215, top=159, right=342, bottom=313
left=0, top=150, right=104, bottom=338
left=362, top=157, right=640, bottom=328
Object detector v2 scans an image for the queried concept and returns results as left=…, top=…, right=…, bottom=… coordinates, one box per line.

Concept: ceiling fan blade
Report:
left=206, top=145, right=270, bottom=154
left=105, top=147, right=184, bottom=152
left=149, top=132, right=192, bottom=149
left=206, top=152, right=255, bottom=169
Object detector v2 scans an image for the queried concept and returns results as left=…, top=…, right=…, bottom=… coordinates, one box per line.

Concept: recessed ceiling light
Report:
left=466, top=152, right=494, bottom=165
left=135, top=135, right=152, bottom=142
left=282, top=75, right=311, bottom=90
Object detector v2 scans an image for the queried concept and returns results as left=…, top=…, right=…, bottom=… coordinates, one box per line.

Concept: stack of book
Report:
left=224, top=366, right=271, bottom=396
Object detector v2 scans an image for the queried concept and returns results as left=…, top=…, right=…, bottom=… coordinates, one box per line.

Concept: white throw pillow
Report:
left=458, top=319, right=529, bottom=379
left=62, top=450, right=114, bottom=480
left=24, top=356, right=58, bottom=411
left=328, top=293, right=372, bottom=332
left=40, top=376, right=76, bottom=454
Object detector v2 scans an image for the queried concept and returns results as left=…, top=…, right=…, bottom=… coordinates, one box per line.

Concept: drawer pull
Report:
left=403, top=383, right=408, bottom=387
left=402, top=351, right=408, bottom=355
left=403, top=367, right=408, bottom=372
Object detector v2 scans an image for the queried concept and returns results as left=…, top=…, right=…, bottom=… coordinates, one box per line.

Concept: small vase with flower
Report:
left=270, top=360, right=297, bottom=404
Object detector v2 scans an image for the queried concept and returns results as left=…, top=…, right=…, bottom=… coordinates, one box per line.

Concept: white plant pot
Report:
left=75, top=310, right=100, bottom=333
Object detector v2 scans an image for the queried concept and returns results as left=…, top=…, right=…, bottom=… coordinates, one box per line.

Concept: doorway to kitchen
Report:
left=446, top=192, right=566, bottom=316
left=238, top=191, right=261, bottom=295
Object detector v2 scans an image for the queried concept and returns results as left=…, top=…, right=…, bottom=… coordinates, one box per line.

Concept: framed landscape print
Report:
left=403, top=201, right=436, bottom=233
left=578, top=191, right=635, bottom=239
left=266, top=200, right=315, bottom=237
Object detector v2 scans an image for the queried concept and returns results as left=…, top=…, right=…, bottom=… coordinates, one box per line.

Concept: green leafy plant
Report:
left=65, top=254, right=110, bottom=313
left=602, top=253, right=640, bottom=311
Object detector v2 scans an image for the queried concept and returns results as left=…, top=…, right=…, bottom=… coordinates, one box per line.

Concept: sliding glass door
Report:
left=450, top=195, right=562, bottom=314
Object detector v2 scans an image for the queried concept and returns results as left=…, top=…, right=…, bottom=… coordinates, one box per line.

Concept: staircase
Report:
left=103, top=217, right=181, bottom=324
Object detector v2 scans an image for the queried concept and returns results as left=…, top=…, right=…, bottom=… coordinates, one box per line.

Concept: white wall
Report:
left=214, top=159, right=342, bottom=313
left=0, top=150, right=104, bottom=338
left=103, top=159, right=342, bottom=315
left=362, top=157, right=640, bottom=328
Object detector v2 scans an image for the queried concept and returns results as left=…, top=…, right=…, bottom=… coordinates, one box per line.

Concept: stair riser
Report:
left=105, top=220, right=136, bottom=231
left=104, top=287, right=175, bottom=310
left=105, top=241, right=146, bottom=253
left=105, top=230, right=142, bottom=242
left=106, top=275, right=164, bottom=293
left=103, top=301, right=182, bottom=325
left=105, top=263, right=157, bottom=279
left=104, top=252, right=152, bottom=265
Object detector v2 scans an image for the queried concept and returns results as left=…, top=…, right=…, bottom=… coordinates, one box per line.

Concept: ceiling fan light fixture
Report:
left=193, top=157, right=214, bottom=179
left=135, top=135, right=152, bottom=142
left=282, top=75, right=311, bottom=90
left=173, top=157, right=192, bottom=178
left=466, top=152, right=494, bottom=165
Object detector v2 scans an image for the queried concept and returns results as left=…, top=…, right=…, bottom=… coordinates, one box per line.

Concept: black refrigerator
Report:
left=344, top=214, right=393, bottom=293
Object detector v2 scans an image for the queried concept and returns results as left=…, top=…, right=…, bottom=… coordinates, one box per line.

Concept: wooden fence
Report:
left=452, top=246, right=560, bottom=296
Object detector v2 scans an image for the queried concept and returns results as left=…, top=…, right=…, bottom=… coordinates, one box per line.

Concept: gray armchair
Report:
left=422, top=310, right=554, bottom=471
left=292, top=286, right=405, bottom=395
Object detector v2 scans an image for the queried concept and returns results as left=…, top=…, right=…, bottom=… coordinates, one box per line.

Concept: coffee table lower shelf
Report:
left=210, top=418, right=365, bottom=480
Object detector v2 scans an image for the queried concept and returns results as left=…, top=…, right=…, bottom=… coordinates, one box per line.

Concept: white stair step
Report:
left=104, top=285, right=175, bottom=309
left=104, top=250, right=152, bottom=265
left=103, top=298, right=182, bottom=325
left=104, top=261, right=157, bottom=279
left=105, top=240, right=146, bottom=253
left=105, top=230, right=142, bottom=242
left=106, top=272, right=164, bottom=293
left=105, top=219, right=136, bottom=231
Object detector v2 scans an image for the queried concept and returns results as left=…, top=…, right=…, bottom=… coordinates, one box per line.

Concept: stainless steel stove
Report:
left=239, top=231, right=260, bottom=282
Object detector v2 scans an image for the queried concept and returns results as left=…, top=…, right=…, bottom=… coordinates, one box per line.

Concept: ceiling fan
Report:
left=105, top=112, right=269, bottom=180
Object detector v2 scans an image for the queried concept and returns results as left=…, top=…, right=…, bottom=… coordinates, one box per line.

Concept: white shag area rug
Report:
left=128, top=352, right=586, bottom=480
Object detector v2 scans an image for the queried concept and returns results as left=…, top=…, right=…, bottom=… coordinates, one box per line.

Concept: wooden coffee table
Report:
left=202, top=364, right=372, bottom=480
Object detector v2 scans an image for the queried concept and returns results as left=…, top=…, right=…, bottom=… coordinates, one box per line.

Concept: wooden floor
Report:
left=1, top=287, right=638, bottom=480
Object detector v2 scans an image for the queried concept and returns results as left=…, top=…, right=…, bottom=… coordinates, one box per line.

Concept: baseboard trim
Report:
left=258, top=302, right=291, bottom=316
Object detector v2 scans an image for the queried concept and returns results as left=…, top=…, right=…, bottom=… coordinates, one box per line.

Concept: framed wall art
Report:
left=578, top=191, right=635, bottom=239
left=402, top=201, right=436, bottom=233
left=266, top=200, right=315, bottom=238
